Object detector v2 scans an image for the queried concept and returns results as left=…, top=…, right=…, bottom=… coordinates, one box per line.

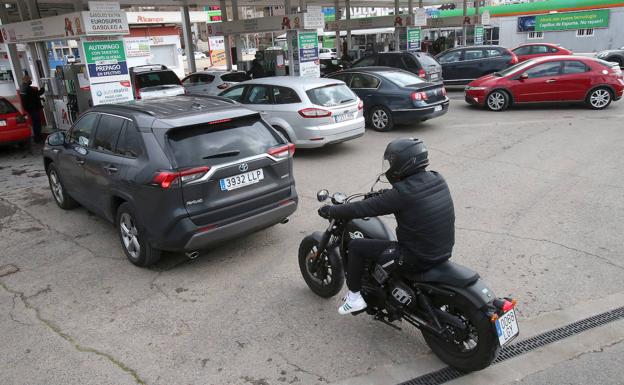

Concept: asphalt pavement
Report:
left=1, top=93, right=623, bottom=385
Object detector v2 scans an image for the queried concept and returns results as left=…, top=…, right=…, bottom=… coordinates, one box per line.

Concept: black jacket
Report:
left=329, top=171, right=455, bottom=268
left=20, top=83, right=44, bottom=112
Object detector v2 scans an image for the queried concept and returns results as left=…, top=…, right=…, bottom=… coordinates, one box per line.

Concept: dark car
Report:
left=597, top=47, right=624, bottom=68
left=326, top=67, right=449, bottom=131
left=129, top=65, right=185, bottom=100
left=350, top=51, right=443, bottom=83
left=43, top=96, right=297, bottom=267
left=435, top=45, right=518, bottom=85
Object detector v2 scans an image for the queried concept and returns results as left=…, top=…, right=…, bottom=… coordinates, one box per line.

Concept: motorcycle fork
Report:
left=311, top=219, right=336, bottom=261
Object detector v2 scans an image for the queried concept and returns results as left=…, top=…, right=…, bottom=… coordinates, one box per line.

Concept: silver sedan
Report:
left=219, top=77, right=365, bottom=148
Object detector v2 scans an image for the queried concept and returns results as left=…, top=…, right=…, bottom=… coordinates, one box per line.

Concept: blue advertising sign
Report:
left=87, top=61, right=128, bottom=79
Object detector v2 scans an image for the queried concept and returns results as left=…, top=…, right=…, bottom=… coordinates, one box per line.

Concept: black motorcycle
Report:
left=298, top=182, right=519, bottom=372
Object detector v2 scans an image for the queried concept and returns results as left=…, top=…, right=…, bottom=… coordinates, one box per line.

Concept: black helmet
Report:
left=382, top=138, right=429, bottom=183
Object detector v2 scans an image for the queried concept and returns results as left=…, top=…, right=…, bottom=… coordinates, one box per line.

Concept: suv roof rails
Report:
left=190, top=95, right=238, bottom=104
left=93, top=103, right=157, bottom=116
left=131, top=64, right=169, bottom=72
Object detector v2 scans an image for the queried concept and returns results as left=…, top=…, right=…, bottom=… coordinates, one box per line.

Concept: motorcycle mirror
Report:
left=317, top=189, right=329, bottom=202
left=332, top=192, right=347, bottom=204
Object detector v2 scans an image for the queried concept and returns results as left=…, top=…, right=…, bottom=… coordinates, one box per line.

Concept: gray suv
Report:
left=43, top=96, right=298, bottom=266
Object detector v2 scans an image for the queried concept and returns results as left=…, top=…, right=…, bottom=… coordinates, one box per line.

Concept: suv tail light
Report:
left=418, top=69, right=427, bottom=78
left=358, top=99, right=363, bottom=110
left=217, top=82, right=231, bottom=90
left=151, top=166, right=210, bottom=189
left=509, top=53, right=519, bottom=65
left=268, top=143, right=295, bottom=159
left=298, top=108, right=332, bottom=118
left=133, top=81, right=142, bottom=100
left=411, top=91, right=429, bottom=101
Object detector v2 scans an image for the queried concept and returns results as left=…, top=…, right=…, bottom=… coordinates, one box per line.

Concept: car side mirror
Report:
left=518, top=73, right=529, bottom=80
left=47, top=131, right=66, bottom=146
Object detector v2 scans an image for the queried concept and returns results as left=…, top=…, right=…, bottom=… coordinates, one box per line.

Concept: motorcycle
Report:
left=298, top=177, right=519, bottom=372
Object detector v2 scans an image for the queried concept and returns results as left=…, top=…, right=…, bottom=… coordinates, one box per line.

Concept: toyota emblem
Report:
left=239, top=163, right=249, bottom=172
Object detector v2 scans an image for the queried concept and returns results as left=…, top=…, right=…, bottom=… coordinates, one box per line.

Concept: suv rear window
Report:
left=136, top=71, right=180, bottom=88
left=306, top=84, right=356, bottom=106
left=411, top=52, right=439, bottom=66
left=221, top=72, right=250, bottom=82
left=167, top=115, right=280, bottom=168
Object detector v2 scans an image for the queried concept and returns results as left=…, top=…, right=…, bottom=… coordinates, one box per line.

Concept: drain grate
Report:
left=399, top=306, right=624, bottom=385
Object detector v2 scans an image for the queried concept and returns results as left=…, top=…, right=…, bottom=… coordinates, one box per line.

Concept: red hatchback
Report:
left=0, top=97, right=31, bottom=146
left=464, top=56, right=624, bottom=111
left=511, top=43, right=572, bottom=63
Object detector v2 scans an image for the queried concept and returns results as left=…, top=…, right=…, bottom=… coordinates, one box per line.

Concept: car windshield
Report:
left=136, top=71, right=180, bottom=88
left=306, top=84, right=356, bottom=106
left=495, top=61, right=537, bottom=77
left=167, top=115, right=280, bottom=168
left=382, top=71, right=425, bottom=87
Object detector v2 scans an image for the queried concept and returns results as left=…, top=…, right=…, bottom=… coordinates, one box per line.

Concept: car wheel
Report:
left=116, top=202, right=161, bottom=267
left=485, top=90, right=510, bottom=111
left=47, top=163, right=79, bottom=210
left=369, top=106, right=394, bottom=132
left=586, top=87, right=612, bottom=110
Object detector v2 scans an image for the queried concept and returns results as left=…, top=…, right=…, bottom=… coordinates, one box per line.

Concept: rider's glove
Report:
left=318, top=205, right=332, bottom=219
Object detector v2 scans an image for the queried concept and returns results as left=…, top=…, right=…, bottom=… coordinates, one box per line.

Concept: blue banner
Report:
left=87, top=61, right=128, bottom=79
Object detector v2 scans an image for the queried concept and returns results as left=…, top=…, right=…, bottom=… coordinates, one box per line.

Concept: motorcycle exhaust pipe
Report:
left=185, top=251, right=200, bottom=260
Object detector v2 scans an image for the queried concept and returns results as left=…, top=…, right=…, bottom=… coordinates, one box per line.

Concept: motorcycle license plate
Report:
left=495, top=309, right=519, bottom=346
left=334, top=112, right=354, bottom=123
left=219, top=169, right=264, bottom=191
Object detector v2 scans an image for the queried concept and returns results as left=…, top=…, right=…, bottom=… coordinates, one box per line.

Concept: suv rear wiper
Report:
left=340, top=98, right=354, bottom=103
left=203, top=150, right=240, bottom=159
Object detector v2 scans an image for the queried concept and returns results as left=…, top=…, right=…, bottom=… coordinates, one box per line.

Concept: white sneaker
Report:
left=338, top=294, right=367, bottom=315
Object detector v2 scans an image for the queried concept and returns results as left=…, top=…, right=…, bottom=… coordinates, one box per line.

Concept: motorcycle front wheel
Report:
left=298, top=235, right=344, bottom=298
left=421, top=293, right=499, bottom=372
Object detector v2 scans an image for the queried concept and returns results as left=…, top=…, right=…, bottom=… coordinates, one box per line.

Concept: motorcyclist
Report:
left=318, top=138, right=455, bottom=315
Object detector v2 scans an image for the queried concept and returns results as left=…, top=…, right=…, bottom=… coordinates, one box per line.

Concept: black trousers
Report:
left=346, top=239, right=430, bottom=292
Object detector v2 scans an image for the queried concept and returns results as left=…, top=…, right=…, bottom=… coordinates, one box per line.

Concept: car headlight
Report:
left=466, top=86, right=487, bottom=91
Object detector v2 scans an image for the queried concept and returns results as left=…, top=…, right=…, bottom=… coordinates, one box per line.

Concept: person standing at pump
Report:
left=20, top=75, right=45, bottom=143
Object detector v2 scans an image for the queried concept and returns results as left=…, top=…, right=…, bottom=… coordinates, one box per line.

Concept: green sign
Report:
left=83, top=40, right=126, bottom=63
left=298, top=31, right=319, bottom=63
left=474, top=25, right=484, bottom=45
left=535, top=9, right=609, bottom=31
left=407, top=27, right=421, bottom=52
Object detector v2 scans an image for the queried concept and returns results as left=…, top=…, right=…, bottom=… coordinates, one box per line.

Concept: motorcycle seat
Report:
left=402, top=261, right=479, bottom=287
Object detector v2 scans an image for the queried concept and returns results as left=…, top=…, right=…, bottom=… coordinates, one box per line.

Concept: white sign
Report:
left=206, top=12, right=324, bottom=36
left=481, top=10, right=491, bottom=25
left=124, top=37, right=150, bottom=57
left=1, top=12, right=84, bottom=42
left=88, top=1, right=121, bottom=11
left=53, top=99, right=73, bottom=131
left=82, top=10, right=129, bottom=35
left=326, top=14, right=414, bottom=31
left=208, top=36, right=225, bottom=50
left=90, top=81, right=134, bottom=105
left=415, top=8, right=427, bottom=27
left=126, top=11, right=208, bottom=24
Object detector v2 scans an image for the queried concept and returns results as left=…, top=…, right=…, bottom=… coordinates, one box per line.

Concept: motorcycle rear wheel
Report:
left=421, top=293, right=499, bottom=372
left=298, top=235, right=344, bottom=298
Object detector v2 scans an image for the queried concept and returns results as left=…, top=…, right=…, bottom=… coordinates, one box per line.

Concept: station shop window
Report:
left=576, top=29, right=594, bottom=37
left=527, top=31, right=544, bottom=40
